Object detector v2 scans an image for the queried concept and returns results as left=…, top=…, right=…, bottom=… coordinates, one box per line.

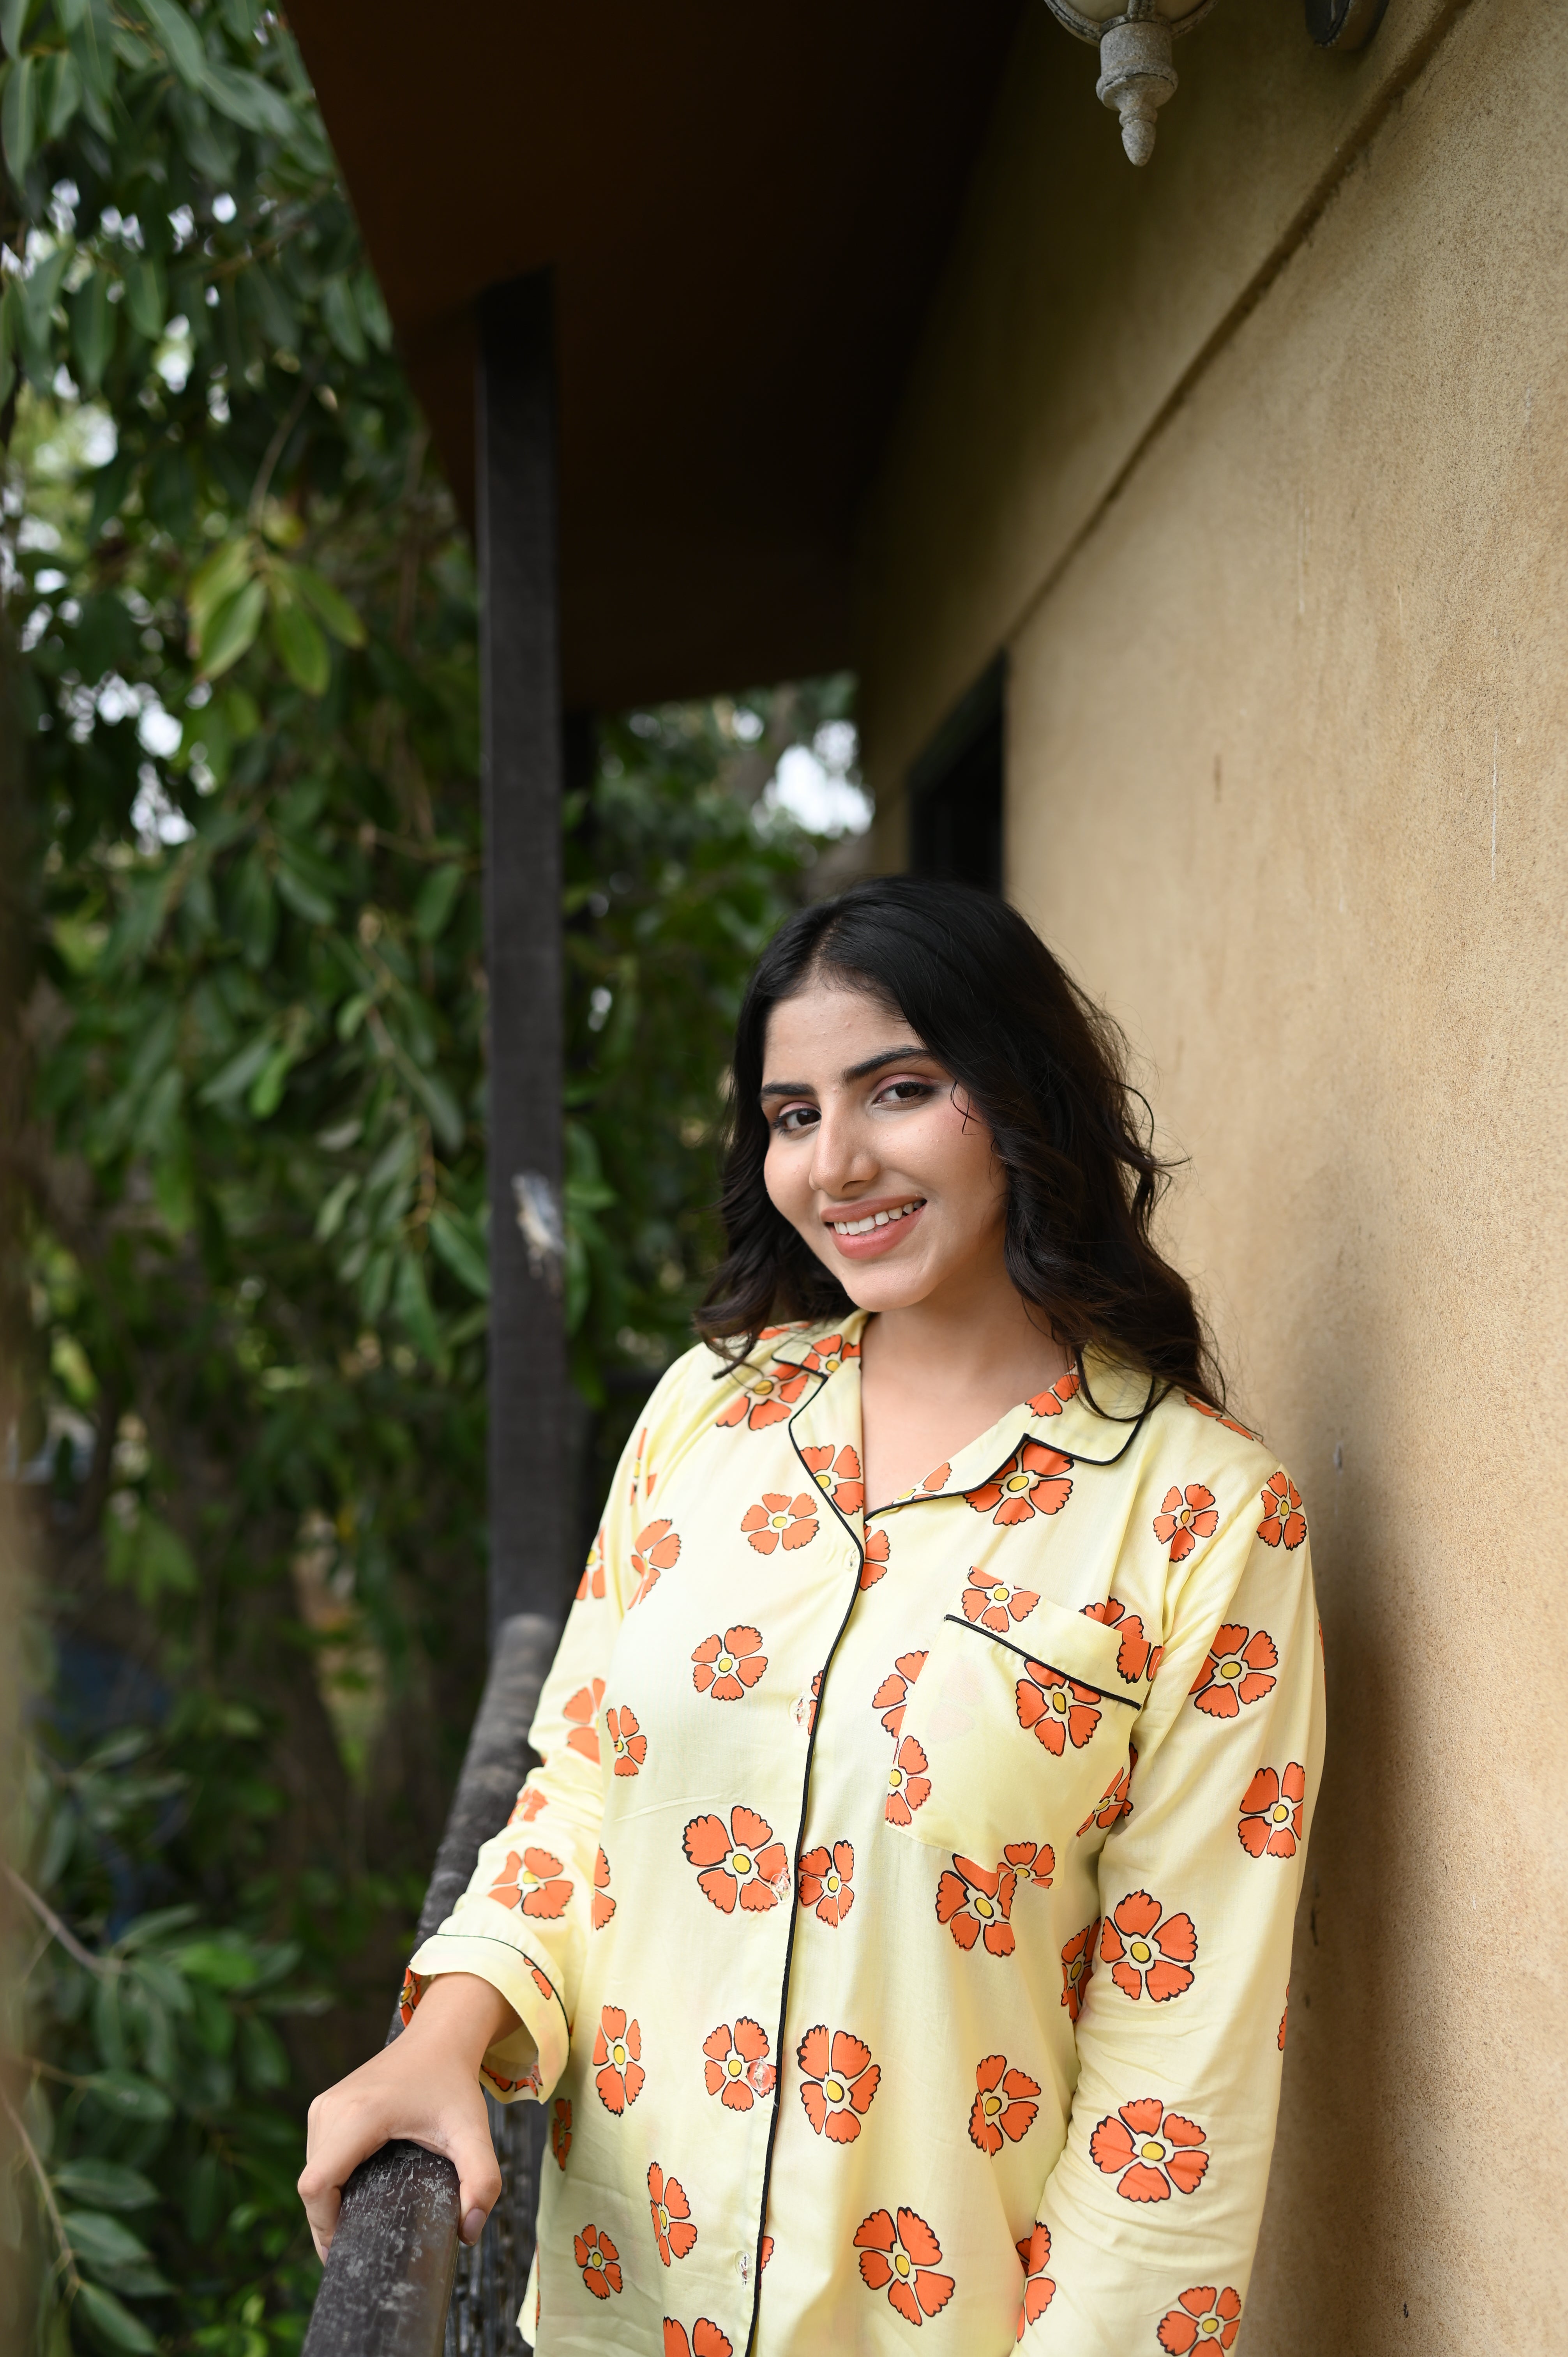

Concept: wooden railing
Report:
left=301, top=1613, right=559, bottom=2357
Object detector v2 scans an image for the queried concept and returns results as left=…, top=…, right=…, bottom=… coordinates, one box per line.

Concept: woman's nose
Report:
left=808, top=1104, right=878, bottom=1199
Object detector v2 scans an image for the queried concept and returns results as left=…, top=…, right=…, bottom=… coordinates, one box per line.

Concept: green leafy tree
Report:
left=0, top=3, right=862, bottom=2348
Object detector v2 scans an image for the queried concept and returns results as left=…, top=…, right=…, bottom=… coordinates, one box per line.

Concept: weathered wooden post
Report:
left=302, top=270, right=566, bottom=2355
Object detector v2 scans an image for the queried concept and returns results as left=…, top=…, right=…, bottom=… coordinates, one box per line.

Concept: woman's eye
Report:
left=877, top=1080, right=934, bottom=1107
left=772, top=1104, right=819, bottom=1134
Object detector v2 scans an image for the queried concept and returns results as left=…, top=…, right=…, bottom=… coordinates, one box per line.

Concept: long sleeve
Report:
left=404, top=1360, right=687, bottom=2103
left=1022, top=1463, right=1326, bottom=2351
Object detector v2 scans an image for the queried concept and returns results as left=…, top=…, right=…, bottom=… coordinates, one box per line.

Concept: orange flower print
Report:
left=1186, top=1392, right=1259, bottom=1441
left=741, top=1490, right=819, bottom=1554
left=1099, top=1891, right=1197, bottom=2002
left=564, top=1679, right=605, bottom=1763
left=802, top=1331, right=860, bottom=1376
left=630, top=1518, right=681, bottom=1604
left=1026, top=1367, right=1080, bottom=1417
left=607, top=1704, right=648, bottom=1775
left=592, top=1846, right=615, bottom=1931
left=683, top=1805, right=790, bottom=1912
left=1003, top=1839, right=1054, bottom=1888
left=1082, top=1597, right=1163, bottom=1684
left=961, top=1566, right=1041, bottom=1633
left=1191, top=1623, right=1278, bottom=1718
left=530, top=1964, right=555, bottom=2008
left=662, top=2322, right=732, bottom=2357
left=967, top=1438, right=1073, bottom=1526
left=1257, top=1471, right=1307, bottom=1549
left=648, top=2163, right=697, bottom=2266
left=936, top=1855, right=1017, bottom=1956
left=1060, top=1918, right=1100, bottom=2021
left=397, top=1968, right=420, bottom=2029
left=715, top=1364, right=810, bottom=1430
left=1078, top=1748, right=1137, bottom=1836
left=1158, top=2287, right=1243, bottom=2351
left=1153, top=1484, right=1220, bottom=1563
left=859, top=1528, right=891, bottom=1588
left=885, top=1735, right=931, bottom=1827
left=692, top=1626, right=767, bottom=1700
left=592, top=2005, right=645, bottom=2113
left=702, top=2018, right=776, bottom=2111
left=798, top=2025, right=881, bottom=2142
left=507, top=1782, right=548, bottom=1827
left=1238, top=1762, right=1306, bottom=1858
left=1090, top=2097, right=1210, bottom=2202
left=551, top=2097, right=572, bottom=2170
left=1016, top=1662, right=1102, bottom=1754
left=1015, top=2222, right=1054, bottom=2338
left=801, top=1442, right=865, bottom=1516
left=575, top=2223, right=622, bottom=2297
left=873, top=1649, right=927, bottom=1737
left=759, top=2236, right=774, bottom=2271
left=576, top=1527, right=606, bottom=1602
left=968, top=2055, right=1040, bottom=2154
left=486, top=1846, right=572, bottom=1920
left=798, top=1839, right=855, bottom=1926
left=1278, top=1991, right=1289, bottom=2050
left=854, top=2208, right=955, bottom=2328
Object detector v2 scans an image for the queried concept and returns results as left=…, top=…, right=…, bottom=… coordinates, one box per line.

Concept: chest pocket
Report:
left=890, top=1598, right=1148, bottom=1866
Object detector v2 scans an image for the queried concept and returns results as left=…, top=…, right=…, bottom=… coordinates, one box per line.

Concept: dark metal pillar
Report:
left=477, top=272, right=568, bottom=1643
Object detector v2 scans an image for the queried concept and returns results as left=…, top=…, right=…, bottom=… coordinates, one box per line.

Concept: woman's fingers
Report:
left=297, top=2063, right=504, bottom=2262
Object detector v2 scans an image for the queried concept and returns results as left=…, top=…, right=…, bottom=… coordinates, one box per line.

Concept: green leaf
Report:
left=104, top=1507, right=197, bottom=1608
left=290, top=563, right=366, bottom=648
left=412, top=860, right=464, bottom=941
left=3, top=55, right=37, bottom=192
left=138, top=0, right=206, bottom=87
left=84, top=2071, right=173, bottom=2124
left=122, top=254, right=164, bottom=342
left=198, top=1029, right=274, bottom=1107
left=268, top=597, right=328, bottom=694
left=320, top=274, right=366, bottom=364
left=197, top=576, right=265, bottom=680
left=392, top=1249, right=442, bottom=1366
left=429, top=1206, right=489, bottom=1298
left=171, top=1937, right=260, bottom=1989
left=200, top=56, right=293, bottom=138
left=73, top=2284, right=155, bottom=2354
left=49, top=2162, right=156, bottom=2212
left=60, top=2210, right=152, bottom=2271
left=237, top=2011, right=288, bottom=2090
left=0, top=2, right=35, bottom=61
left=41, top=47, right=81, bottom=139
left=402, top=1061, right=463, bottom=1155
left=69, top=268, right=114, bottom=392
left=188, top=535, right=254, bottom=629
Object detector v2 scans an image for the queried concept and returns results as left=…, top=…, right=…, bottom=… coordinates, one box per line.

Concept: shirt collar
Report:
left=767, top=1319, right=1158, bottom=1505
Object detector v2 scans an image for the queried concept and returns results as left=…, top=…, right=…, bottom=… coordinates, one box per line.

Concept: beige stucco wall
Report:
left=856, top=1, right=1568, bottom=2348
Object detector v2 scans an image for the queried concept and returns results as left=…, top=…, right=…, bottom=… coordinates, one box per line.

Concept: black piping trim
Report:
left=941, top=1613, right=1141, bottom=1707
left=741, top=1360, right=866, bottom=2355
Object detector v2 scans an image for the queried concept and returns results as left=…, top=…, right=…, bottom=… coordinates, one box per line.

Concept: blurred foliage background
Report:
left=0, top=4, right=867, bottom=2348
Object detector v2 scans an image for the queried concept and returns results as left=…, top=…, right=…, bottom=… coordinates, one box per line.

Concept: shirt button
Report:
left=736, top=2251, right=750, bottom=2286
left=792, top=1694, right=810, bottom=1729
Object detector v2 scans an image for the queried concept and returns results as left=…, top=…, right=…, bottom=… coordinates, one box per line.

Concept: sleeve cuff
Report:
left=406, top=1928, right=570, bottom=2103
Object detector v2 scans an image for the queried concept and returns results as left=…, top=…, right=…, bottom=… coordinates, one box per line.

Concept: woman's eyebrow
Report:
left=759, top=1046, right=932, bottom=1102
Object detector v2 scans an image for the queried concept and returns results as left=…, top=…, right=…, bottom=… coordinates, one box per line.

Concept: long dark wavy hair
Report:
left=696, top=876, right=1225, bottom=1414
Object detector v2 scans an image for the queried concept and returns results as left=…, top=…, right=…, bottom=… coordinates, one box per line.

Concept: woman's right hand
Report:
left=297, top=1972, right=524, bottom=2262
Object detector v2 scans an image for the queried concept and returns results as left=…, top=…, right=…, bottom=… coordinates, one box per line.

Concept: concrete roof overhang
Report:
left=286, top=0, right=1026, bottom=710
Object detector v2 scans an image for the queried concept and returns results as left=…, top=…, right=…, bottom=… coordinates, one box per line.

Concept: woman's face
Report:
left=760, top=975, right=1008, bottom=1312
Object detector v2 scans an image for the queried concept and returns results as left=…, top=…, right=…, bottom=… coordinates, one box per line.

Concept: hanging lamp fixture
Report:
left=1040, top=0, right=1391, bottom=168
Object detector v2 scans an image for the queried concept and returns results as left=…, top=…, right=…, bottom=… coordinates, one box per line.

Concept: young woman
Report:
left=300, top=878, right=1323, bottom=2356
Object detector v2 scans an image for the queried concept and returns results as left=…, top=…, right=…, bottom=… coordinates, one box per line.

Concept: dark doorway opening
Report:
left=906, top=654, right=1005, bottom=894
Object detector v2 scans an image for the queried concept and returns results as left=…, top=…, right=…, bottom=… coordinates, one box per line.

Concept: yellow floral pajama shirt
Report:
left=405, top=1313, right=1324, bottom=2356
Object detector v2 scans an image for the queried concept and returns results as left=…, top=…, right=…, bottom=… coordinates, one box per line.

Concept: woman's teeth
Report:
left=830, top=1200, right=924, bottom=1237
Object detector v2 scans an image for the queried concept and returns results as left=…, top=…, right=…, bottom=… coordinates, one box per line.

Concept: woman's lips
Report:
left=824, top=1199, right=927, bottom=1262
